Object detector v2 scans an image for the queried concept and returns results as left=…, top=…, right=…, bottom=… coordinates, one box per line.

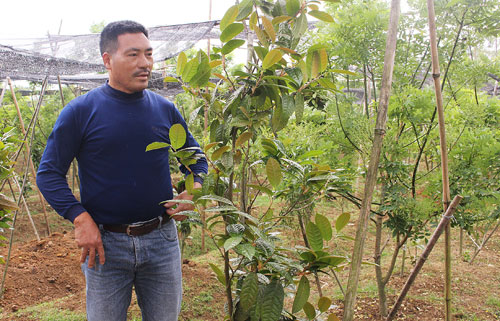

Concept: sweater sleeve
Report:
left=36, top=104, right=86, bottom=222
left=171, top=105, right=208, bottom=184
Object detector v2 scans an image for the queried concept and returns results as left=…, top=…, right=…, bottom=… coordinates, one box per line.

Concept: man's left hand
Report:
left=164, top=182, right=202, bottom=221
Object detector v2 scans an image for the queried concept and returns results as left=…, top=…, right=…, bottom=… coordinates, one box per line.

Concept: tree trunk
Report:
left=342, top=1, right=401, bottom=319
left=426, top=1, right=453, bottom=319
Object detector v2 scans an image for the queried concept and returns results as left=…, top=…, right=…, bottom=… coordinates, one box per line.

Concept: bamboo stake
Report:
left=469, top=218, right=500, bottom=264
left=0, top=79, right=7, bottom=106
left=0, top=108, right=40, bottom=297
left=342, top=0, right=401, bottom=319
left=426, top=1, right=453, bottom=319
left=7, top=77, right=51, bottom=236
left=386, top=195, right=462, bottom=321
left=8, top=178, right=40, bottom=241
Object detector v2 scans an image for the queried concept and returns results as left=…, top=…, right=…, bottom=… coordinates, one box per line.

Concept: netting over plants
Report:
left=0, top=21, right=220, bottom=93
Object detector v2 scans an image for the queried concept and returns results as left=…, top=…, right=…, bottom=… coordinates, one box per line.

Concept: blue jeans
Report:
left=81, top=219, right=182, bottom=321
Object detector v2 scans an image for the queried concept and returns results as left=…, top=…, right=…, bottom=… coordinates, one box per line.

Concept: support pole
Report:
left=342, top=0, right=401, bottom=319
left=386, top=195, right=462, bottom=321
left=7, top=77, right=51, bottom=236
left=9, top=179, right=40, bottom=241
left=426, top=1, right=453, bottom=319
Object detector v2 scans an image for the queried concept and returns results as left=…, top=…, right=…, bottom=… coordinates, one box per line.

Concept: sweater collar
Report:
left=103, top=82, right=145, bottom=100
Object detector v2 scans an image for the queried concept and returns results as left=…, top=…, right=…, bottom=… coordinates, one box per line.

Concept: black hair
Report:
left=99, top=20, right=149, bottom=55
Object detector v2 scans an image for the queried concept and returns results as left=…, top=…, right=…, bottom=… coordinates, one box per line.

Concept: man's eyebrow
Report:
left=124, top=47, right=153, bottom=53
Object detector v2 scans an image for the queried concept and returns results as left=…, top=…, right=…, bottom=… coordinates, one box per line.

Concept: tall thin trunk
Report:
left=426, top=0, right=453, bottom=319
left=342, top=1, right=401, bottom=319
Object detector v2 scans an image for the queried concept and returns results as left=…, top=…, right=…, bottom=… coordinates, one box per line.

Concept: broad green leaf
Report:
left=220, top=5, right=239, bottom=31
left=308, top=4, right=319, bottom=10
left=222, top=39, right=245, bottom=55
left=298, top=150, right=324, bottom=159
left=306, top=222, right=323, bottom=251
left=315, top=214, right=332, bottom=241
left=176, top=52, right=187, bottom=75
left=170, top=210, right=200, bottom=219
left=209, top=263, right=226, bottom=286
left=272, top=104, right=287, bottom=132
left=318, top=296, right=332, bottom=313
left=181, top=57, right=199, bottom=82
left=204, top=142, right=221, bottom=153
left=292, top=13, right=308, bottom=38
left=220, top=23, right=245, bottom=42
left=247, top=184, right=273, bottom=196
left=295, top=92, right=304, bottom=124
left=163, top=76, right=178, bottom=83
left=335, top=212, right=350, bottom=232
left=317, top=78, right=336, bottom=89
left=303, top=301, right=316, bottom=320
left=308, top=10, right=334, bottom=22
left=199, top=194, right=234, bottom=205
left=286, top=67, right=303, bottom=86
left=272, top=15, right=292, bottom=24
left=307, top=48, right=328, bottom=78
left=300, top=250, right=317, bottom=262
left=261, top=16, right=276, bottom=43
left=286, top=0, right=301, bottom=16
left=212, top=145, right=231, bottom=161
left=249, top=11, right=258, bottom=30
left=236, top=0, right=253, bottom=21
left=224, top=235, right=243, bottom=251
left=282, top=94, right=295, bottom=118
left=145, top=142, right=169, bottom=152
left=236, top=131, right=253, bottom=148
left=169, top=123, right=186, bottom=150
left=328, top=313, right=341, bottom=321
left=160, top=199, right=194, bottom=205
left=240, top=273, right=258, bottom=311
left=204, top=205, right=238, bottom=212
left=262, top=49, right=283, bottom=69
left=261, top=280, right=284, bottom=321
left=189, top=62, right=211, bottom=87
left=332, top=69, right=357, bottom=76
left=292, top=276, right=310, bottom=313
left=253, top=46, right=269, bottom=61
left=266, top=157, right=282, bottom=188
left=235, top=243, right=256, bottom=260
left=254, top=27, right=269, bottom=47
left=185, top=173, right=194, bottom=194
left=319, top=256, right=346, bottom=266
left=209, top=60, right=222, bottom=68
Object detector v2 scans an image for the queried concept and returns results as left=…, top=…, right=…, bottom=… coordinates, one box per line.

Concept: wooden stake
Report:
left=0, top=79, right=7, bottom=107
left=342, top=0, right=401, bottom=319
left=7, top=77, right=51, bottom=236
left=426, top=1, right=453, bottom=319
left=386, top=195, right=462, bottom=321
left=9, top=178, right=40, bottom=241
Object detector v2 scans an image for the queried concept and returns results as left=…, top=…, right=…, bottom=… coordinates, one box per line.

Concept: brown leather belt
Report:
left=102, top=213, right=171, bottom=236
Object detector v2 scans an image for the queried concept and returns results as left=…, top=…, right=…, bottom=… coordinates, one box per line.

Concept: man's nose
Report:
left=138, top=53, right=152, bottom=68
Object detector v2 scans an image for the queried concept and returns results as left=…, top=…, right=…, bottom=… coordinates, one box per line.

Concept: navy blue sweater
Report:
left=37, top=84, right=207, bottom=225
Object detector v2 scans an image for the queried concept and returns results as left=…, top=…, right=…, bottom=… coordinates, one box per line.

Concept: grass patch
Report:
left=14, top=296, right=86, bottom=321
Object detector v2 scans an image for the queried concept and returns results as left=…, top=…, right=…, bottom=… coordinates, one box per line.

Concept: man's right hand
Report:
left=74, top=212, right=105, bottom=268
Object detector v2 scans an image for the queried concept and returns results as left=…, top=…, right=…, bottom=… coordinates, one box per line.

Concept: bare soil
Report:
left=1, top=202, right=500, bottom=320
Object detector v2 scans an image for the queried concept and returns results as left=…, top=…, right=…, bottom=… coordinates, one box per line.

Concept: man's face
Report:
left=103, top=32, right=153, bottom=93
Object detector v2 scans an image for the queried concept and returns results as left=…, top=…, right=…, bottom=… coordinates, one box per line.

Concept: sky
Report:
left=0, top=0, right=238, bottom=39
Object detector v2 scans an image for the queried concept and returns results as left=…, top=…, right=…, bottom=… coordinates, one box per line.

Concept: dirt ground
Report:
left=1, top=204, right=500, bottom=320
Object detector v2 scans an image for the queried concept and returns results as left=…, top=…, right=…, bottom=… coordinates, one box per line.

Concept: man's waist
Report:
left=101, top=213, right=172, bottom=236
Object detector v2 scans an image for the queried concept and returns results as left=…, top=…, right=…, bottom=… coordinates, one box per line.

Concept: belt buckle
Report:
left=126, top=222, right=142, bottom=236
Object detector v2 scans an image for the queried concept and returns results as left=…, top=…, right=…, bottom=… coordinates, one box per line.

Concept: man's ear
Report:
left=102, top=52, right=112, bottom=70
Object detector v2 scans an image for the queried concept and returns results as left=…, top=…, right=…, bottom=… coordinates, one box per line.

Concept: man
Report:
left=36, top=20, right=207, bottom=321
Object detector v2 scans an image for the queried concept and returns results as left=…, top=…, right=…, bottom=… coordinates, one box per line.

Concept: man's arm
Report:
left=164, top=182, right=202, bottom=221
left=37, top=105, right=104, bottom=267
